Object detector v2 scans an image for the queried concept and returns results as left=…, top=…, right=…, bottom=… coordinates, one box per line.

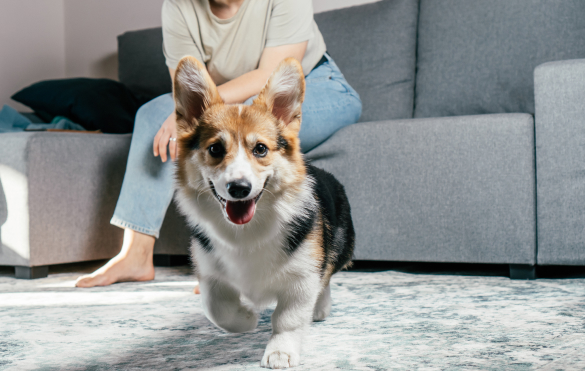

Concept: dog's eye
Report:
left=253, top=143, right=268, bottom=157
left=208, top=143, right=225, bottom=158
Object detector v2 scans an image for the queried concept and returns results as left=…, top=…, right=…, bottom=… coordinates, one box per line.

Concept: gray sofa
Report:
left=2, top=0, right=585, bottom=279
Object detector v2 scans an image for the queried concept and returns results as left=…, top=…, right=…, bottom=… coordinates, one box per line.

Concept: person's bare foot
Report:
left=75, top=229, right=156, bottom=288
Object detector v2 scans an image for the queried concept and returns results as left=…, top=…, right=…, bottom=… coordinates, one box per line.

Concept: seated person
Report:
left=76, top=0, right=362, bottom=288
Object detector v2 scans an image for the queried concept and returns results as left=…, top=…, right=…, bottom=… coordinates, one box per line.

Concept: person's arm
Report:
left=155, top=41, right=308, bottom=162
left=167, top=41, right=307, bottom=103
left=217, top=41, right=307, bottom=104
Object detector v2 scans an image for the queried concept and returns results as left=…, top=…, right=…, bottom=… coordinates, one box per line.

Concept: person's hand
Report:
left=153, top=111, right=178, bottom=162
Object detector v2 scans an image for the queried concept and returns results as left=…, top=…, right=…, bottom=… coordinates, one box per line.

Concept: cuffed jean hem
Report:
left=110, top=216, right=160, bottom=239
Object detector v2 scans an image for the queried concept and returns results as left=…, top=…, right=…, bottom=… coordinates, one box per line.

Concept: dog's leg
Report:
left=312, top=284, right=331, bottom=322
left=199, top=278, right=258, bottom=333
left=261, top=278, right=320, bottom=369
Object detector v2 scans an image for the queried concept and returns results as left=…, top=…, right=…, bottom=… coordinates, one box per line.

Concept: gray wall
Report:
left=64, top=0, right=165, bottom=80
left=0, top=0, right=66, bottom=111
left=0, top=0, right=379, bottom=110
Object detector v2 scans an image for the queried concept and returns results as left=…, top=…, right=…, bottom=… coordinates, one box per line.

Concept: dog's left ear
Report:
left=174, top=56, right=223, bottom=131
left=254, top=58, right=305, bottom=133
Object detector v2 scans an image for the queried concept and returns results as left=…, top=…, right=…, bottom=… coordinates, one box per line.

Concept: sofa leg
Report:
left=509, top=264, right=536, bottom=280
left=153, top=254, right=190, bottom=267
left=15, top=266, right=49, bottom=279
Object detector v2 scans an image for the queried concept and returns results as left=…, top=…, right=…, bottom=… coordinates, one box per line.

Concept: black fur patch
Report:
left=305, top=162, right=355, bottom=277
left=284, top=204, right=317, bottom=256
left=192, top=227, right=213, bottom=253
left=277, top=134, right=288, bottom=150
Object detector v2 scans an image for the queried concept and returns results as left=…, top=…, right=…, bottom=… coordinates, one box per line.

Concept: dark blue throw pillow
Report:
left=11, top=78, right=148, bottom=134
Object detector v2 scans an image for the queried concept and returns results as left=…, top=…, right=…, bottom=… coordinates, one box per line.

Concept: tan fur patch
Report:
left=308, top=211, right=325, bottom=267
left=321, top=264, right=336, bottom=289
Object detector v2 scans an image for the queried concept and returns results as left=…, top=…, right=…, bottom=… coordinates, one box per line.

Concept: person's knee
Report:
left=298, top=96, right=361, bottom=152
left=135, top=101, right=154, bottom=123
left=136, top=94, right=174, bottom=120
left=349, top=95, right=362, bottom=124
left=134, top=94, right=174, bottom=133
left=336, top=92, right=362, bottom=126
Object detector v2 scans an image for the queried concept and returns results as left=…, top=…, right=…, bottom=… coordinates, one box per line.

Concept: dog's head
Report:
left=174, top=56, right=306, bottom=226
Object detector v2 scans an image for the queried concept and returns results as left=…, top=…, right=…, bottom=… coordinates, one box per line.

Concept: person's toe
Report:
left=75, top=274, right=94, bottom=288
left=75, top=273, right=111, bottom=288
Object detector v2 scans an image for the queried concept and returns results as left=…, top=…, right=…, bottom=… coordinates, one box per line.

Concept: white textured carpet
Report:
left=1, top=264, right=585, bottom=370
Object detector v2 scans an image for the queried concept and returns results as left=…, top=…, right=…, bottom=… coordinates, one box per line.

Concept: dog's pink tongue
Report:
left=226, top=200, right=256, bottom=225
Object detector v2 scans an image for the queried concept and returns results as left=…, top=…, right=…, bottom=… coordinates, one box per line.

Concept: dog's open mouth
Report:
left=209, top=181, right=265, bottom=225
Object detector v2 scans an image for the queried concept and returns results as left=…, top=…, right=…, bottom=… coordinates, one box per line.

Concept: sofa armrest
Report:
left=0, top=133, right=34, bottom=266
left=0, top=132, right=132, bottom=267
left=534, top=58, right=585, bottom=265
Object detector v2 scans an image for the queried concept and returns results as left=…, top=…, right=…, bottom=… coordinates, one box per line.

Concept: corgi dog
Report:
left=173, top=56, right=355, bottom=369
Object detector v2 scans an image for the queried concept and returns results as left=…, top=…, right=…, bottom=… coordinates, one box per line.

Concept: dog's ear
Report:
left=173, top=56, right=223, bottom=131
left=254, top=58, right=305, bottom=134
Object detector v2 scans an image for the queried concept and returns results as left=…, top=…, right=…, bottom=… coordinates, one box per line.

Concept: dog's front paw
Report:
left=214, top=305, right=258, bottom=333
left=261, top=350, right=300, bottom=369
left=312, top=306, right=330, bottom=322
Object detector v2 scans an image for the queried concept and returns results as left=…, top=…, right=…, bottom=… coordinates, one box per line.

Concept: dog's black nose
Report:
left=226, top=180, right=252, bottom=199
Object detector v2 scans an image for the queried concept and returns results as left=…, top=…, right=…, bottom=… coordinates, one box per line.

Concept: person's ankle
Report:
left=119, top=229, right=155, bottom=257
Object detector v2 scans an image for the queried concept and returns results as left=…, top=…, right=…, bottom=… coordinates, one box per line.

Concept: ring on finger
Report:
left=169, top=137, right=177, bottom=142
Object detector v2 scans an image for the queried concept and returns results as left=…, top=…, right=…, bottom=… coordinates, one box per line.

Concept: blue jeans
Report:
left=111, top=55, right=362, bottom=237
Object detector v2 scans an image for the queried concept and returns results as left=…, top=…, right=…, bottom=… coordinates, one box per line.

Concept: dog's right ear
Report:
left=254, top=58, right=305, bottom=135
left=173, top=56, right=223, bottom=130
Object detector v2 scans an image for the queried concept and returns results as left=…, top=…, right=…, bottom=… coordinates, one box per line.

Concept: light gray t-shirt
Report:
left=162, top=0, right=327, bottom=84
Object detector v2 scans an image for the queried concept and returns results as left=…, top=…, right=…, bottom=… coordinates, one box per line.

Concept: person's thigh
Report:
left=298, top=60, right=362, bottom=152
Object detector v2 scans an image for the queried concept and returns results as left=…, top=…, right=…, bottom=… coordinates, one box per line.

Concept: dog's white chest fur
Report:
left=195, top=232, right=319, bottom=306
left=175, top=172, right=321, bottom=304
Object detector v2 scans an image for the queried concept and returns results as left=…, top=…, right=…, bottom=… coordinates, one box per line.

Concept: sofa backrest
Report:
left=315, top=0, right=419, bottom=122
left=118, top=28, right=171, bottom=101
left=414, top=0, right=585, bottom=118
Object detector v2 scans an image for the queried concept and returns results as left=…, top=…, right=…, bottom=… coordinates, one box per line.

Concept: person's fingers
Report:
left=159, top=129, right=170, bottom=162
left=153, top=127, right=163, bottom=157
left=170, top=126, right=178, bottom=161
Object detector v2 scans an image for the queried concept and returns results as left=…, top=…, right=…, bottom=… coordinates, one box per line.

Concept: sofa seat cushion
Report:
left=306, top=114, right=536, bottom=264
left=415, top=0, right=585, bottom=118
left=315, top=0, right=419, bottom=122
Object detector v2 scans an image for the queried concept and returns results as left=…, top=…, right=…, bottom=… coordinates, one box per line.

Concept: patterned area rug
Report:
left=1, top=265, right=585, bottom=370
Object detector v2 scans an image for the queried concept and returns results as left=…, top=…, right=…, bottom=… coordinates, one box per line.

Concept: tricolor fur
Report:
left=173, top=56, right=355, bottom=369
